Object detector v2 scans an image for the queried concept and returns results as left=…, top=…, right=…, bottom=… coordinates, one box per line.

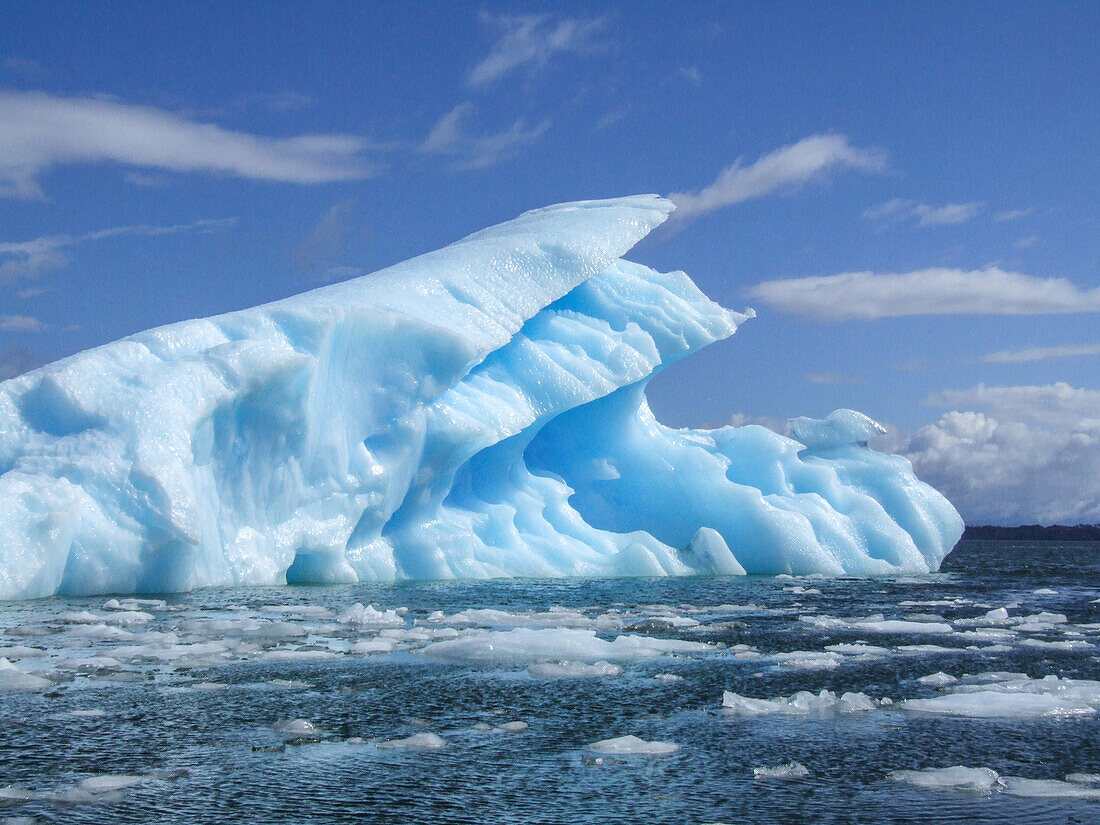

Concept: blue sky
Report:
left=1, top=1, right=1098, bottom=524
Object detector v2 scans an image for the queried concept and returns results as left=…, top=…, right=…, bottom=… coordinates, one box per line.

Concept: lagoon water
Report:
left=1, top=540, right=1099, bottom=824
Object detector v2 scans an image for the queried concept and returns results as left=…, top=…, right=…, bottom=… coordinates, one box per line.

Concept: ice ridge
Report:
left=0, top=195, right=963, bottom=599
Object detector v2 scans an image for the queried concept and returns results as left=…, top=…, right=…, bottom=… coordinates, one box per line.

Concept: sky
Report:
left=1, top=1, right=1098, bottom=525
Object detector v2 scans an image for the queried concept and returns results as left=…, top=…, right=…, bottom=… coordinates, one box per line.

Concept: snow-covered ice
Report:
left=0, top=196, right=962, bottom=599
left=754, top=762, right=810, bottom=779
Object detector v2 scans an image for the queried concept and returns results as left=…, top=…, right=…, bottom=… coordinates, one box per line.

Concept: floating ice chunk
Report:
left=683, top=527, right=746, bottom=576
left=754, top=762, right=810, bottom=779
left=261, top=649, right=339, bottom=662
left=421, top=628, right=710, bottom=664
left=0, top=657, right=51, bottom=690
left=0, top=645, right=46, bottom=659
left=1066, top=773, right=1100, bottom=785
left=339, top=603, right=405, bottom=628
left=917, top=672, right=957, bottom=687
left=351, top=639, right=396, bottom=655
left=0, top=784, right=34, bottom=801
left=774, top=651, right=844, bottom=670
left=901, top=691, right=1096, bottom=718
left=1032, top=588, right=1058, bottom=595
left=79, top=775, right=147, bottom=793
left=888, top=766, right=1002, bottom=792
left=1020, top=638, right=1094, bottom=651
left=722, top=689, right=876, bottom=716
left=1001, top=777, right=1100, bottom=799
left=272, top=719, right=321, bottom=740
left=58, top=610, right=100, bottom=624
left=527, top=660, right=623, bottom=679
left=587, top=735, right=678, bottom=755
left=495, top=721, right=529, bottom=733
left=824, top=643, right=891, bottom=656
left=802, top=614, right=953, bottom=634
left=653, top=673, right=683, bottom=682
left=376, top=732, right=446, bottom=750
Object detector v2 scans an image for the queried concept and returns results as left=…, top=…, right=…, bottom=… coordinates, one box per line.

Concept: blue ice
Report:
left=0, top=196, right=962, bottom=599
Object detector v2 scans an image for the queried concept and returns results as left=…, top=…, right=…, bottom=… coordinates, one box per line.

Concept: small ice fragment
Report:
left=70, top=708, right=107, bottom=717
left=917, top=672, right=957, bottom=687
left=754, top=761, right=810, bottom=779
left=721, top=689, right=876, bottom=716
left=495, top=721, right=529, bottom=733
left=587, top=735, right=678, bottom=756
left=339, top=603, right=404, bottom=628
left=1067, top=773, right=1100, bottom=785
left=0, top=658, right=51, bottom=691
left=190, top=682, right=228, bottom=691
left=351, top=639, right=396, bottom=655
left=1032, top=588, right=1057, bottom=596
left=527, top=661, right=623, bottom=679
left=1001, top=777, right=1100, bottom=799
left=901, top=691, right=1095, bottom=718
left=272, top=719, right=321, bottom=740
left=79, top=775, right=146, bottom=793
left=376, top=732, right=446, bottom=750
left=0, top=784, right=34, bottom=801
left=888, top=766, right=1001, bottom=791
left=654, top=673, right=683, bottom=682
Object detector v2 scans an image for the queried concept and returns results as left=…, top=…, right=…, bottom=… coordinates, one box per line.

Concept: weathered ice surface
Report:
left=0, top=196, right=962, bottom=599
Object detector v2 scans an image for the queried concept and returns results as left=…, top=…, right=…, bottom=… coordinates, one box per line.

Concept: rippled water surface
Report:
left=2, top=540, right=1099, bottom=824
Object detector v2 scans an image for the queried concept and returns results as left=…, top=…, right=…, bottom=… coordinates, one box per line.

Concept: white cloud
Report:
left=748, top=267, right=1100, bottom=321
left=901, top=383, right=1100, bottom=524
left=667, top=134, right=885, bottom=223
left=980, top=343, right=1100, bottom=364
left=420, top=103, right=549, bottom=170
left=806, top=372, right=863, bottom=386
left=1, top=217, right=236, bottom=289
left=0, top=92, right=374, bottom=198
left=292, top=200, right=357, bottom=278
left=467, top=13, right=605, bottom=87
left=679, top=66, right=703, bottom=83
left=863, top=198, right=982, bottom=227
left=0, top=314, right=45, bottom=332
left=1014, top=235, right=1039, bottom=249
left=994, top=207, right=1034, bottom=222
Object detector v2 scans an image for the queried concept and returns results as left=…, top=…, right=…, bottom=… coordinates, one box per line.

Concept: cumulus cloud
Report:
left=980, top=343, right=1100, bottom=364
left=420, top=102, right=549, bottom=170
left=863, top=198, right=982, bottom=227
left=667, top=134, right=885, bottom=223
left=0, top=92, right=374, bottom=198
left=900, top=383, right=1100, bottom=525
left=467, top=13, right=605, bottom=87
left=748, top=267, right=1100, bottom=321
left=1, top=217, right=236, bottom=289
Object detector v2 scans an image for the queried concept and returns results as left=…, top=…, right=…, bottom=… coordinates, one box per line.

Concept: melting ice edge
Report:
left=0, top=195, right=962, bottom=600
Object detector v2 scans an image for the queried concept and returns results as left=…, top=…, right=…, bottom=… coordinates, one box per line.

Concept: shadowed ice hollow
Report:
left=0, top=196, right=962, bottom=599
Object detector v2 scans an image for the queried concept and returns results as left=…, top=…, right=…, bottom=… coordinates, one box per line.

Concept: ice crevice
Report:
left=0, top=196, right=962, bottom=599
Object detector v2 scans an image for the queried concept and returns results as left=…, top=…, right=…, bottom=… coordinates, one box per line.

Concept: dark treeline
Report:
left=962, top=524, right=1100, bottom=541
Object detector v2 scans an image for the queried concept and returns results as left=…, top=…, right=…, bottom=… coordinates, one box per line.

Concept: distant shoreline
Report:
left=962, top=524, right=1100, bottom=541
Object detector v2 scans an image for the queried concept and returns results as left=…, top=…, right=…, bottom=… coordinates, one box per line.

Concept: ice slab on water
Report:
left=420, top=628, right=710, bottom=664
left=0, top=196, right=962, bottom=599
left=754, top=762, right=811, bottom=779
left=722, top=689, right=878, bottom=716
left=888, top=766, right=1002, bottom=792
left=587, top=735, right=678, bottom=755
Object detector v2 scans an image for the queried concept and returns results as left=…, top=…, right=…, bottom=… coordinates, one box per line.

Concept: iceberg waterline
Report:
left=0, top=195, right=962, bottom=600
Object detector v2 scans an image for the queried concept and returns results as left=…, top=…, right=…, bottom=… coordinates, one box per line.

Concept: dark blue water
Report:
left=1, top=540, right=1099, bottom=824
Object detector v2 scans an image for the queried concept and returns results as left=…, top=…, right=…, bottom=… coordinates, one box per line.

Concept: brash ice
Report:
left=0, top=196, right=962, bottom=600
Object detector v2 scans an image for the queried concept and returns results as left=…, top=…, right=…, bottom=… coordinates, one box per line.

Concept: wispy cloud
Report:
left=1014, top=235, right=1039, bottom=249
left=863, top=198, right=982, bottom=227
left=748, top=267, right=1100, bottom=321
left=994, top=207, right=1034, bottom=222
left=806, top=372, right=863, bottom=386
left=667, top=134, right=885, bottom=224
left=467, top=13, right=605, bottom=87
left=979, top=343, right=1100, bottom=364
left=420, top=102, right=549, bottom=170
left=1, top=217, right=236, bottom=289
left=0, top=314, right=45, bottom=332
left=0, top=92, right=375, bottom=198
left=679, top=66, right=703, bottom=84
left=292, top=200, right=361, bottom=280
left=900, top=383, right=1100, bottom=524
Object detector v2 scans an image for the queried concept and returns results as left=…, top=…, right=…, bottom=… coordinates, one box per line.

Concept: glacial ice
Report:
left=0, top=195, right=962, bottom=600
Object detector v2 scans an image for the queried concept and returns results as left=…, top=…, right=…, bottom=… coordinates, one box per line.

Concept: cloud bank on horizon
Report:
left=1, top=3, right=1097, bottom=526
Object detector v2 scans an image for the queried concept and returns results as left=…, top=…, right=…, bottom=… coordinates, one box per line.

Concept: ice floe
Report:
left=587, top=735, right=678, bottom=755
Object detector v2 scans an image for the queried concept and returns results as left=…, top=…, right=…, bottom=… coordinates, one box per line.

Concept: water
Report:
left=1, top=540, right=1098, bottom=824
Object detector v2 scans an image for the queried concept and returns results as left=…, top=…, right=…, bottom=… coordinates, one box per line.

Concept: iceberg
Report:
left=0, top=196, right=962, bottom=600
